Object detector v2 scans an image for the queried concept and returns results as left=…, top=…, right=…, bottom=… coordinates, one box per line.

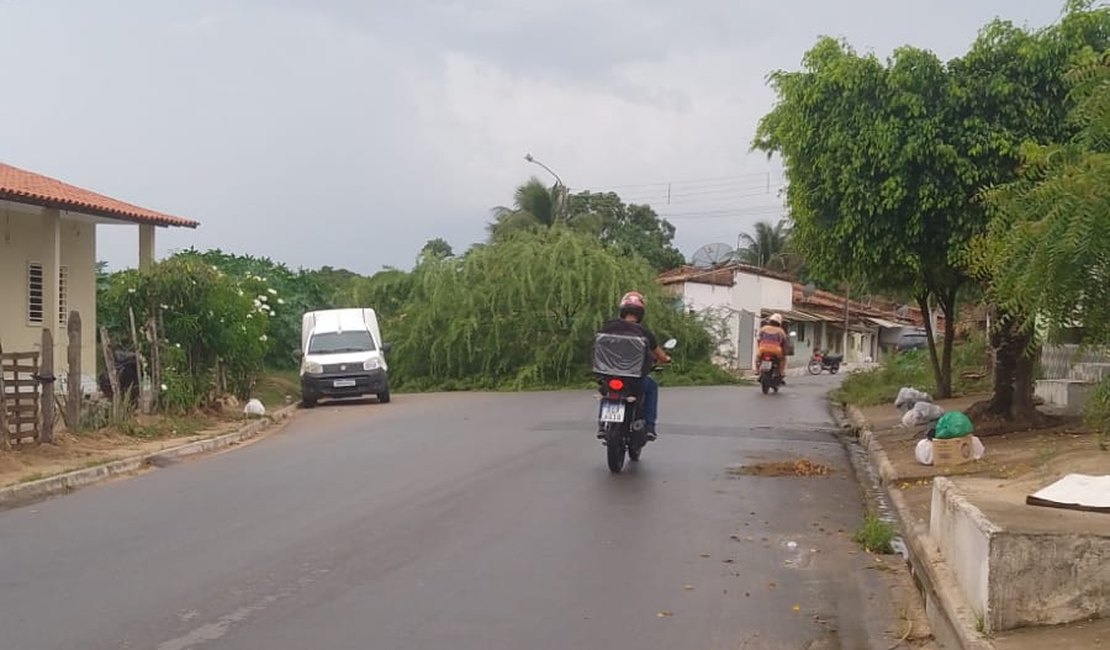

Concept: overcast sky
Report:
left=1, top=0, right=1064, bottom=274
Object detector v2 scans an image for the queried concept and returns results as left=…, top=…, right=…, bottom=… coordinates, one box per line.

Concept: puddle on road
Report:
left=726, top=459, right=833, bottom=477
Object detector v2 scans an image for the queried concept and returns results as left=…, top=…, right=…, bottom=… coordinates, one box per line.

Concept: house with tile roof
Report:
left=658, top=264, right=934, bottom=372
left=0, top=162, right=197, bottom=382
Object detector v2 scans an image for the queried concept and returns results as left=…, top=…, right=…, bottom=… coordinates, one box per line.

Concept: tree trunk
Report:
left=984, top=307, right=1016, bottom=415
left=936, top=287, right=959, bottom=399
left=916, top=294, right=947, bottom=397
left=972, top=306, right=1046, bottom=424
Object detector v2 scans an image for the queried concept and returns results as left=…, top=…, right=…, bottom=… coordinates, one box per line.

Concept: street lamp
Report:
left=524, top=153, right=568, bottom=220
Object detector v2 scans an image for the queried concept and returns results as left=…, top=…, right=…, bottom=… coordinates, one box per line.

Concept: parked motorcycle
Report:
left=595, top=337, right=676, bottom=473
left=807, top=350, right=843, bottom=375
left=757, top=352, right=783, bottom=395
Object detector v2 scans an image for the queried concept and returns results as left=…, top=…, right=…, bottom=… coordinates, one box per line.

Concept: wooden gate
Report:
left=1, top=351, right=41, bottom=448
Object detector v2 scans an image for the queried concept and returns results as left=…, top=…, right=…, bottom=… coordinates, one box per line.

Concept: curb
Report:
left=0, top=403, right=299, bottom=511
left=831, top=401, right=994, bottom=650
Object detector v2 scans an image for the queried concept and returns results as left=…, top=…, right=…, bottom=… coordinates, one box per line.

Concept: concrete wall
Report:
left=0, top=207, right=98, bottom=380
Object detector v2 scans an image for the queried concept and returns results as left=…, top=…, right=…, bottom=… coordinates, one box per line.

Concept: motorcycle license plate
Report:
left=599, top=401, right=626, bottom=423
left=759, top=361, right=772, bottom=372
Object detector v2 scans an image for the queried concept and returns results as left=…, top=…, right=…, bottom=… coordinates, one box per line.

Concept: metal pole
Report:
left=524, top=154, right=567, bottom=220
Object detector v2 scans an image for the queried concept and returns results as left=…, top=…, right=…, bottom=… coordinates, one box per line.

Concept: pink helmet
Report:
left=619, top=291, right=646, bottom=321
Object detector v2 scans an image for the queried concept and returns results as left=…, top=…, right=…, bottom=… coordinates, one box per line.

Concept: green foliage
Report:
left=976, top=51, right=1110, bottom=344
left=98, top=256, right=271, bottom=408
left=419, top=238, right=454, bottom=261
left=490, top=180, right=685, bottom=271
left=488, top=177, right=563, bottom=240
left=568, top=191, right=686, bottom=271
left=1085, top=378, right=1110, bottom=448
left=853, top=514, right=896, bottom=554
left=834, top=334, right=990, bottom=406
left=736, top=219, right=799, bottom=274
left=386, top=228, right=718, bottom=390
left=173, top=249, right=333, bottom=368
left=753, top=3, right=1110, bottom=397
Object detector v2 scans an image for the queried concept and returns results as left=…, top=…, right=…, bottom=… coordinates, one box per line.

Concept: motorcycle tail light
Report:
left=607, top=378, right=624, bottom=391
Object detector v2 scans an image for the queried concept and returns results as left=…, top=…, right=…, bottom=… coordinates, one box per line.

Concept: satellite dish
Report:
left=690, top=242, right=735, bottom=268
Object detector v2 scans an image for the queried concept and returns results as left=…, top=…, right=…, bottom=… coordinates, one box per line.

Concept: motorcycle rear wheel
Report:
left=607, top=435, right=626, bottom=473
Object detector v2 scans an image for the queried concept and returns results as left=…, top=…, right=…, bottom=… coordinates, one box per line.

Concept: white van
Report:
left=296, top=308, right=391, bottom=407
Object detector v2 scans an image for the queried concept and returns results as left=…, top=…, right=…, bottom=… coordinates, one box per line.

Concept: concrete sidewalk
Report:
left=837, top=396, right=1110, bottom=649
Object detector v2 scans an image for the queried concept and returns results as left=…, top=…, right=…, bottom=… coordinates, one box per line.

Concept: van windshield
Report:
left=308, top=330, right=377, bottom=354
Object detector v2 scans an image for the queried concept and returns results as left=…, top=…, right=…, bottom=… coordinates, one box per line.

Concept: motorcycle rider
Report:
left=757, top=313, right=790, bottom=381
left=596, top=291, right=671, bottom=441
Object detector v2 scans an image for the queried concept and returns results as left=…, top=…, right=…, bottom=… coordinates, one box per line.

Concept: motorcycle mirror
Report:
left=663, top=338, right=678, bottom=350
left=789, top=331, right=798, bottom=338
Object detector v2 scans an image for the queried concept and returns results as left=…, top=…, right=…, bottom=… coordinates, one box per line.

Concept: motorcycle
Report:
left=595, top=338, right=676, bottom=474
left=757, top=352, right=783, bottom=394
left=807, top=350, right=843, bottom=375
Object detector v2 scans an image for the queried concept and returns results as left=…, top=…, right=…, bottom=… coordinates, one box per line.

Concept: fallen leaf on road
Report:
left=767, top=582, right=777, bottom=589
left=684, top=585, right=694, bottom=591
left=700, top=553, right=711, bottom=558
left=657, top=610, right=673, bottom=618
left=792, top=604, right=801, bottom=612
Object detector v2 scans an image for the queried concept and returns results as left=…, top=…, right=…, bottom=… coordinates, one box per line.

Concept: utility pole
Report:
left=843, top=284, right=851, bottom=360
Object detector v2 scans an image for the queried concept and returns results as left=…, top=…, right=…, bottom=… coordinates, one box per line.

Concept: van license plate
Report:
left=600, top=401, right=625, bottom=423
left=333, top=379, right=356, bottom=388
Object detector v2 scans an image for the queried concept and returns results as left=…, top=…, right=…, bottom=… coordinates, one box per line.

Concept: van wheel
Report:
left=377, top=390, right=391, bottom=404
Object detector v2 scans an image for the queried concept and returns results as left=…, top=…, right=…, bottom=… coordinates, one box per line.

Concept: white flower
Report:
left=267, top=288, right=277, bottom=295
left=127, top=288, right=136, bottom=294
left=253, top=299, right=262, bottom=308
left=260, top=303, right=271, bottom=311
left=160, top=304, right=169, bottom=310
left=247, top=313, right=254, bottom=319
left=160, top=383, right=168, bottom=391
left=259, top=334, right=269, bottom=342
left=174, top=343, right=182, bottom=349
left=259, top=295, right=268, bottom=303
left=277, top=298, right=285, bottom=305
left=237, top=289, right=245, bottom=296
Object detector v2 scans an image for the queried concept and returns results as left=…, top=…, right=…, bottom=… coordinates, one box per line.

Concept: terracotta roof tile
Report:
left=0, top=162, right=197, bottom=228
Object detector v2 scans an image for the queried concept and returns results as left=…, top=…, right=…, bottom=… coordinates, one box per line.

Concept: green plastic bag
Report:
left=934, top=411, right=973, bottom=439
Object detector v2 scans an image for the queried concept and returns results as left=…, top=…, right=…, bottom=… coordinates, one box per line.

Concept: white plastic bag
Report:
left=243, top=398, right=266, bottom=417
left=901, top=401, right=944, bottom=427
left=915, top=439, right=933, bottom=465
left=913, top=401, right=944, bottom=423
left=970, top=435, right=985, bottom=460
left=895, top=387, right=933, bottom=411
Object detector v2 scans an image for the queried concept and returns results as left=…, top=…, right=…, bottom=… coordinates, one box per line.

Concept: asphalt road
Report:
left=0, top=375, right=898, bottom=650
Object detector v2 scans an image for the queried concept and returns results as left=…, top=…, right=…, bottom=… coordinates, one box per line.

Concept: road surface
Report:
left=0, top=375, right=900, bottom=650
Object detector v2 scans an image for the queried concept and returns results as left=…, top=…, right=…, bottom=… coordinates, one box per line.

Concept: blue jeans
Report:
left=600, top=376, right=658, bottom=428
left=641, top=375, right=659, bottom=428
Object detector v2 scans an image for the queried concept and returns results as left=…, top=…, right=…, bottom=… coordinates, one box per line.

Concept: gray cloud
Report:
left=0, top=0, right=1063, bottom=273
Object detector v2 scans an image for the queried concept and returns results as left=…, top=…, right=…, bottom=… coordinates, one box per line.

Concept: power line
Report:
left=581, top=170, right=784, bottom=192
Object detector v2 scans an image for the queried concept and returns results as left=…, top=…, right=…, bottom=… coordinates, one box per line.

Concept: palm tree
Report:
left=488, top=177, right=562, bottom=241
left=736, top=219, right=797, bottom=273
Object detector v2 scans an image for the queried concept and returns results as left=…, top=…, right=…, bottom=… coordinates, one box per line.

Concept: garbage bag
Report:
left=895, top=387, right=933, bottom=412
left=915, top=436, right=985, bottom=465
left=915, top=439, right=933, bottom=465
left=244, top=398, right=266, bottom=417
left=902, top=401, right=944, bottom=426
left=935, top=411, right=973, bottom=439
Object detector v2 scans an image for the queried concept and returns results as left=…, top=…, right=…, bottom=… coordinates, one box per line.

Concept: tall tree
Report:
left=569, top=191, right=685, bottom=271
left=753, top=2, right=1109, bottom=403
left=976, top=52, right=1110, bottom=343
left=736, top=220, right=797, bottom=273
left=488, top=177, right=561, bottom=241
left=419, top=238, right=454, bottom=261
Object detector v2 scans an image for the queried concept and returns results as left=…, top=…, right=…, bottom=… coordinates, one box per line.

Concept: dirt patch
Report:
left=0, top=415, right=243, bottom=489
left=728, top=458, right=834, bottom=477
